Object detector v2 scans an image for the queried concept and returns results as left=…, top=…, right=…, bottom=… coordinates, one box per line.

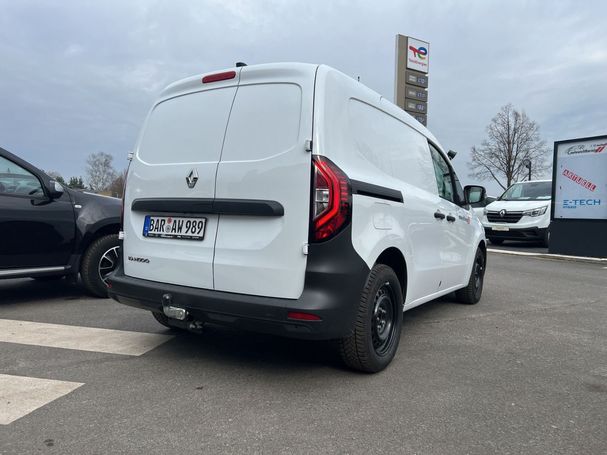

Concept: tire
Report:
left=338, top=264, right=403, bottom=373
left=541, top=229, right=550, bottom=248
left=488, top=237, right=503, bottom=245
left=456, top=248, right=486, bottom=305
left=81, top=234, right=120, bottom=298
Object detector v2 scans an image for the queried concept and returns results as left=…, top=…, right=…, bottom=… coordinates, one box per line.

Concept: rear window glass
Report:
left=138, top=87, right=236, bottom=164
left=220, top=83, right=302, bottom=162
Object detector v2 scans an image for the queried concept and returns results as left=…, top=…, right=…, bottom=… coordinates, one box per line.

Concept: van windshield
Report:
left=500, top=181, right=552, bottom=201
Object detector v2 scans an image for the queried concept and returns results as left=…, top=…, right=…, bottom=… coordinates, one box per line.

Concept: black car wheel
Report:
left=81, top=234, right=120, bottom=297
left=339, top=264, right=403, bottom=373
left=456, top=247, right=486, bottom=304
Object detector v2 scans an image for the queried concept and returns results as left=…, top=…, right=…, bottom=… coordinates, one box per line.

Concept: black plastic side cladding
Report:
left=300, top=224, right=370, bottom=331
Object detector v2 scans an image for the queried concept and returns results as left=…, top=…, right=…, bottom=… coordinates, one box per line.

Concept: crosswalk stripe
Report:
left=0, top=374, right=84, bottom=425
left=0, top=319, right=173, bottom=356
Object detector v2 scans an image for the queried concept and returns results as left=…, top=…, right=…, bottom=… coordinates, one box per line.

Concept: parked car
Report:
left=482, top=180, right=552, bottom=246
left=471, top=195, right=496, bottom=219
left=107, top=63, right=487, bottom=372
left=0, top=147, right=121, bottom=296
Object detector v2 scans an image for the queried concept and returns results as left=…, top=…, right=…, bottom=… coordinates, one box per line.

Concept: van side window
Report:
left=453, top=174, right=465, bottom=205
left=428, top=144, right=455, bottom=202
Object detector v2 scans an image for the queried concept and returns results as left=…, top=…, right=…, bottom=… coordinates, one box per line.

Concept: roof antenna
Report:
left=235, top=62, right=247, bottom=67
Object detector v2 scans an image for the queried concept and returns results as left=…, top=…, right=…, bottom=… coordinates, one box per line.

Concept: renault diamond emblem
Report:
left=499, top=209, right=507, bottom=218
left=186, top=169, right=199, bottom=189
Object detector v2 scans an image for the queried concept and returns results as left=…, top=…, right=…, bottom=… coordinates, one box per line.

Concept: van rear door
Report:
left=213, top=64, right=317, bottom=299
left=123, top=72, right=239, bottom=289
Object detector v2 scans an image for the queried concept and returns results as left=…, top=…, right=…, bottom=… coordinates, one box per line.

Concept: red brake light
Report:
left=311, top=156, right=351, bottom=242
left=202, top=71, right=236, bottom=84
left=287, top=311, right=322, bottom=321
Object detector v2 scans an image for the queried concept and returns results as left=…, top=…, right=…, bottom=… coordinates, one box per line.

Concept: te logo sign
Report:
left=409, top=45, right=428, bottom=60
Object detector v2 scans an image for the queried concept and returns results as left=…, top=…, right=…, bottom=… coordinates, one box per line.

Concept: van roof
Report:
left=158, top=62, right=444, bottom=151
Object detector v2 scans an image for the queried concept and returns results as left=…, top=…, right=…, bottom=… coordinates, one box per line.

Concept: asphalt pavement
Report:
left=1, top=253, right=606, bottom=454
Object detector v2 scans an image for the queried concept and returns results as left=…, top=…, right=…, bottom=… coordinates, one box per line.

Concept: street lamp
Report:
left=522, top=158, right=532, bottom=181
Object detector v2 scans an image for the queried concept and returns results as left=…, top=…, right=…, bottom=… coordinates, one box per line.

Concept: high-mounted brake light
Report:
left=202, top=71, right=236, bottom=84
left=311, top=156, right=351, bottom=242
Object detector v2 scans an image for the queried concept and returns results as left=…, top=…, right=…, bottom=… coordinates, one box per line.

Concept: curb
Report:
left=487, top=248, right=607, bottom=264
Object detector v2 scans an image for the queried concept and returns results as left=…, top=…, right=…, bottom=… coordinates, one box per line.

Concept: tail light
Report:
left=310, top=156, right=351, bottom=242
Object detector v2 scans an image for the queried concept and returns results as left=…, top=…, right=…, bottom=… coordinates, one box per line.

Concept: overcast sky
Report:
left=1, top=0, right=606, bottom=195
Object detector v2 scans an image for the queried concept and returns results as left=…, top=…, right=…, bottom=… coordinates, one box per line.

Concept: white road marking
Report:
left=488, top=248, right=607, bottom=264
left=0, top=319, right=172, bottom=356
left=0, top=374, right=83, bottom=425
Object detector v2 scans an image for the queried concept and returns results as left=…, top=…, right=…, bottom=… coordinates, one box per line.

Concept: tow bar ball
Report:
left=162, top=293, right=187, bottom=321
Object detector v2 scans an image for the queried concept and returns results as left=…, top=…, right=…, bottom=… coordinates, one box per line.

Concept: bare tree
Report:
left=469, top=104, right=550, bottom=190
left=108, top=169, right=127, bottom=198
left=86, top=152, right=116, bottom=192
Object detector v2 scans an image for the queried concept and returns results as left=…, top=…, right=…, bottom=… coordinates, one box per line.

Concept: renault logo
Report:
left=499, top=209, right=507, bottom=218
left=186, top=169, right=199, bottom=189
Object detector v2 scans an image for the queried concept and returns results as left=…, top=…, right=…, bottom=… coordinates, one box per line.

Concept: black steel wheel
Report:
left=456, top=247, right=486, bottom=304
left=339, top=264, right=403, bottom=373
left=371, top=282, right=397, bottom=357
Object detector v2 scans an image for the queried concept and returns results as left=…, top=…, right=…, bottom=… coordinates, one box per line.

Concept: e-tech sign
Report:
left=553, top=136, right=607, bottom=220
left=551, top=134, right=607, bottom=258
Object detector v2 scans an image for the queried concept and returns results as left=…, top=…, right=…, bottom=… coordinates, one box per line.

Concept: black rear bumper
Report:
left=107, top=227, right=369, bottom=340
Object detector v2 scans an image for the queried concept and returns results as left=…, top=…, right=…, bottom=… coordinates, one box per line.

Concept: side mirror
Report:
left=46, top=180, right=64, bottom=199
left=464, top=185, right=486, bottom=205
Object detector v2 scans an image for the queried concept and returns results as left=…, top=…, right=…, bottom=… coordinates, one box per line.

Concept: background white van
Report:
left=108, top=63, right=487, bottom=372
left=482, top=180, right=552, bottom=246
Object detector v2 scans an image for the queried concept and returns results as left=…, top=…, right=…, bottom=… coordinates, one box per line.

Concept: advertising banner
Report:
left=553, top=136, right=607, bottom=220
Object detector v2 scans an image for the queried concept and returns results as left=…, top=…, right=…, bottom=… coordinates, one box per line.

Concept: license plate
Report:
left=492, top=226, right=510, bottom=232
left=143, top=215, right=206, bottom=241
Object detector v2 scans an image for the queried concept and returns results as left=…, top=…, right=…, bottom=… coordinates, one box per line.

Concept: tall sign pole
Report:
left=394, top=35, right=429, bottom=126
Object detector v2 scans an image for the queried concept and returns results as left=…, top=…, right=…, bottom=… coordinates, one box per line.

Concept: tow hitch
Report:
left=162, top=293, right=188, bottom=320
left=161, top=293, right=204, bottom=333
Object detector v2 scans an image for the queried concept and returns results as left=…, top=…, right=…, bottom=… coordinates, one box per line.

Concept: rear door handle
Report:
left=446, top=215, right=456, bottom=222
left=434, top=211, right=445, bottom=220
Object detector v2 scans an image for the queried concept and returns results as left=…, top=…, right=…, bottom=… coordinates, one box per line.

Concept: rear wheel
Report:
left=541, top=228, right=550, bottom=248
left=339, top=264, right=403, bottom=373
left=81, top=234, right=120, bottom=298
left=456, top=248, right=486, bottom=304
left=488, top=237, right=503, bottom=245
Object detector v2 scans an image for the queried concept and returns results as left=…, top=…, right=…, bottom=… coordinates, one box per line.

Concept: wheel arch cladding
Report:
left=374, top=247, right=407, bottom=299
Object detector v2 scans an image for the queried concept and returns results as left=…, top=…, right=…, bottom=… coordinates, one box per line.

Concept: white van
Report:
left=108, top=63, right=487, bottom=372
left=482, top=180, right=552, bottom=246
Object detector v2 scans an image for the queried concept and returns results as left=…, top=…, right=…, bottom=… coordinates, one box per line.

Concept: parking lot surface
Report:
left=1, top=253, right=606, bottom=454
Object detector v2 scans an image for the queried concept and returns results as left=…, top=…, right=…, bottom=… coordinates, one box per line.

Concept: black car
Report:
left=0, top=147, right=121, bottom=297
